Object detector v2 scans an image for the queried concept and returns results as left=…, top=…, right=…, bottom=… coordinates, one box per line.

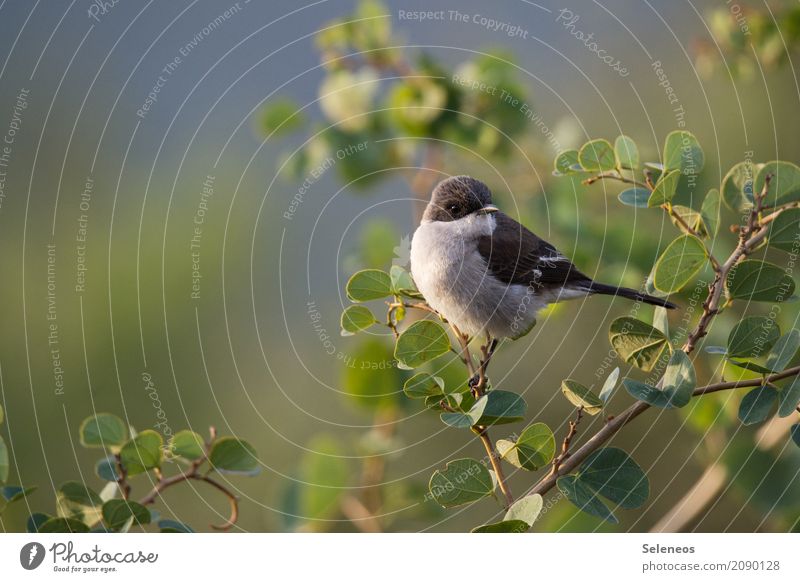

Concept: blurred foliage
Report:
left=695, top=1, right=800, bottom=78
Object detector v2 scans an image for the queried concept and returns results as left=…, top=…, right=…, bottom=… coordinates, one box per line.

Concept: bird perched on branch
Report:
left=410, top=175, right=676, bottom=341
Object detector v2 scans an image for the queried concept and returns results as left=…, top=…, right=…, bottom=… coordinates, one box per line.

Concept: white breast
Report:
left=410, top=214, right=541, bottom=338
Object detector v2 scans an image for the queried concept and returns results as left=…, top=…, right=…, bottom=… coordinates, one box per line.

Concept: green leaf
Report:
left=403, top=373, right=445, bottom=399
left=660, top=350, right=696, bottom=408
left=340, top=305, right=378, bottom=336
left=647, top=169, right=681, bottom=207
left=560, top=380, right=603, bottom=415
left=791, top=424, right=800, bottom=447
left=345, top=269, right=393, bottom=302
left=27, top=513, right=51, bottom=533
left=609, top=317, right=670, bottom=372
left=557, top=475, right=617, bottom=524
left=95, top=456, right=120, bottom=482
left=169, top=430, right=205, bottom=461
left=578, top=139, right=616, bottom=172
left=119, top=430, right=163, bottom=476
left=209, top=437, right=260, bottom=475
left=652, top=234, right=707, bottom=293
left=1, top=485, right=36, bottom=503
left=440, top=411, right=477, bottom=429
left=618, top=188, right=651, bottom=208
left=722, top=161, right=756, bottom=212
left=663, top=130, right=704, bottom=175
left=768, top=209, right=800, bottom=252
left=727, top=260, right=795, bottom=302
left=38, top=517, right=90, bottom=533
left=755, top=161, right=800, bottom=206
left=623, top=352, right=695, bottom=410
left=624, top=379, right=674, bottom=409
left=727, top=316, right=780, bottom=358
left=394, top=320, right=450, bottom=368
left=79, top=413, right=127, bottom=451
left=56, top=481, right=102, bottom=523
left=102, top=499, right=151, bottom=530
left=738, top=385, right=778, bottom=425
left=389, top=265, right=423, bottom=299
left=578, top=448, right=649, bottom=509
left=599, top=367, right=620, bottom=403
left=701, top=189, right=721, bottom=237
left=429, top=458, right=494, bottom=508
left=496, top=422, right=555, bottom=471
left=614, top=135, right=639, bottom=170
left=471, top=519, right=529, bottom=533
left=504, top=494, right=543, bottom=526
left=260, top=98, right=305, bottom=136
left=726, top=358, right=776, bottom=375
left=553, top=149, right=580, bottom=175
left=765, top=330, right=800, bottom=373
left=158, top=519, right=195, bottom=533
left=0, top=436, right=7, bottom=483
left=778, top=377, right=800, bottom=418
left=469, top=390, right=527, bottom=425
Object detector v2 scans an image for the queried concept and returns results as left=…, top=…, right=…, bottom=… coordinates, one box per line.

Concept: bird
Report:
left=410, top=175, right=677, bottom=341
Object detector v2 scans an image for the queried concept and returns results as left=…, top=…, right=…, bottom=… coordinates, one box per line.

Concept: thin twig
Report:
left=549, top=407, right=584, bottom=478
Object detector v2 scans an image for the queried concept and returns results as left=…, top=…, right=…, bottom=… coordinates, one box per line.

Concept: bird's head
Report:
left=422, top=176, right=498, bottom=223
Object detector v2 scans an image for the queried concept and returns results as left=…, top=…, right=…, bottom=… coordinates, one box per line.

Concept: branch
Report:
left=527, top=364, right=800, bottom=497
left=138, top=426, right=240, bottom=530
left=582, top=171, right=640, bottom=186
left=548, top=407, right=584, bottom=478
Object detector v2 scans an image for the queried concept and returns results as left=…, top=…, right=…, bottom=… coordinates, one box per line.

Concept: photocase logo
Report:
left=19, top=542, right=46, bottom=570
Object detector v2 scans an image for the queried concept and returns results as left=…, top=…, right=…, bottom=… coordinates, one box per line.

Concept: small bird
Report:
left=410, top=176, right=676, bottom=340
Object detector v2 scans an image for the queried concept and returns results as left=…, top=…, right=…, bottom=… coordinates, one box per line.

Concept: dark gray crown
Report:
left=423, top=176, right=493, bottom=222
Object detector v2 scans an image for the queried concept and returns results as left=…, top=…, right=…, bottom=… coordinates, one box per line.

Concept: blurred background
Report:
left=0, top=0, right=798, bottom=532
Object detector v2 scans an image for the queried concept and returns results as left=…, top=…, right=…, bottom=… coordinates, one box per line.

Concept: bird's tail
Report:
left=585, top=281, right=678, bottom=309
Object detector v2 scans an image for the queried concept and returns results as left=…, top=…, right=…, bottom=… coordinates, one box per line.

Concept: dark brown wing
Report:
left=477, top=213, right=592, bottom=288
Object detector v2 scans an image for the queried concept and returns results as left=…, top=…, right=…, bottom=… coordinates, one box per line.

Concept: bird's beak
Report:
left=478, top=205, right=499, bottom=215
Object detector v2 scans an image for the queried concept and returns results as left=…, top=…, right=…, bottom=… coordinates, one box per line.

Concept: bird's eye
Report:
left=448, top=204, right=459, bottom=214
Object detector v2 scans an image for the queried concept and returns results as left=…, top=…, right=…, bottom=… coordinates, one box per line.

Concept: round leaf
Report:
left=652, top=235, right=707, bottom=293
left=660, top=350, right=696, bottom=408
left=755, top=161, right=800, bottom=206
left=403, top=373, right=444, bottom=399
left=102, top=499, right=151, bottom=530
left=1, top=485, right=36, bottom=503
left=578, top=447, right=649, bottom=509
left=170, top=430, right=205, bottom=461
left=504, top=494, right=543, bottom=526
left=345, top=269, right=393, bottom=302
left=578, top=139, right=615, bottom=172
left=95, top=456, right=120, bottom=482
left=560, top=380, right=602, bottom=415
left=768, top=209, right=800, bottom=252
left=700, top=189, right=721, bottom=237
left=765, top=330, right=800, bottom=373
left=647, top=169, right=681, bottom=207
left=722, top=160, right=756, bottom=211
left=609, top=317, right=669, bottom=372
left=557, top=475, right=617, bottom=524
left=598, top=367, right=620, bottom=403
left=778, top=377, right=800, bottom=418
left=738, top=385, right=778, bottom=425
left=727, top=316, right=780, bottom=358
left=394, top=320, right=450, bottom=368
left=209, top=437, right=260, bottom=475
left=0, top=436, right=8, bottom=483
left=498, top=423, right=555, bottom=471
left=119, top=430, right=163, bottom=476
left=553, top=149, right=580, bottom=175
left=27, top=513, right=51, bottom=533
left=429, top=458, right=494, bottom=508
left=614, top=135, right=639, bottom=170
left=468, top=390, right=527, bottom=425
left=727, top=260, right=795, bottom=302
left=663, top=130, right=704, bottom=175
left=79, top=413, right=127, bottom=450
left=340, top=305, right=377, bottom=336
left=618, top=188, right=651, bottom=208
